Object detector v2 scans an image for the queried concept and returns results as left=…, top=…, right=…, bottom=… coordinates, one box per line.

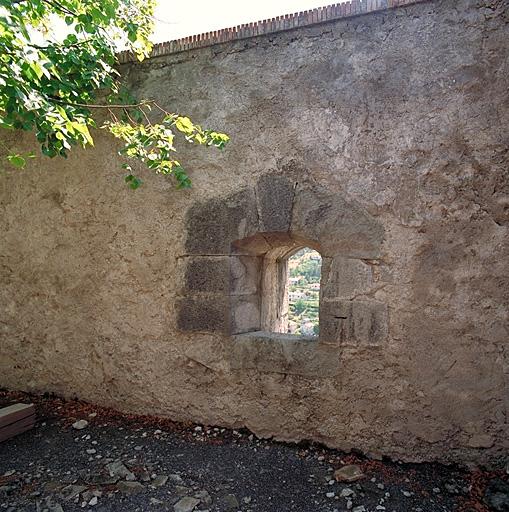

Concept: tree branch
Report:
left=42, top=0, right=78, bottom=17
left=52, top=98, right=158, bottom=110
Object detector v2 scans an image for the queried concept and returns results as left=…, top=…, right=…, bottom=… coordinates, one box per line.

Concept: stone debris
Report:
left=169, top=473, right=185, bottom=484
left=139, top=469, right=151, bottom=482
left=117, top=481, right=146, bottom=495
left=173, top=496, right=200, bottom=512
left=106, top=460, right=133, bottom=479
left=71, top=420, right=88, bottom=430
left=222, top=493, right=239, bottom=508
left=151, top=474, right=168, bottom=487
left=60, top=484, right=87, bottom=501
left=194, top=490, right=212, bottom=504
left=43, top=480, right=61, bottom=492
left=334, top=465, right=365, bottom=483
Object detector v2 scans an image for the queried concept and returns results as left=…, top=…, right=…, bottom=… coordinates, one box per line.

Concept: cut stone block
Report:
left=321, top=256, right=374, bottom=300
left=230, top=295, right=261, bottom=334
left=256, top=174, right=295, bottom=232
left=230, top=256, right=262, bottom=295
left=184, top=257, right=230, bottom=293
left=176, top=296, right=229, bottom=333
left=320, top=299, right=388, bottom=346
left=184, top=189, right=258, bottom=255
left=290, top=183, right=384, bottom=258
left=320, top=300, right=353, bottom=346
left=183, top=255, right=262, bottom=295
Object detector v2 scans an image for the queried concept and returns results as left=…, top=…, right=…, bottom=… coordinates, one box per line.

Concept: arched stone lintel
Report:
left=290, top=182, right=384, bottom=259
left=184, top=174, right=384, bottom=258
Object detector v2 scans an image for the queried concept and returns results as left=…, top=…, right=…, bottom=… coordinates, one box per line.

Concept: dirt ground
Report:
left=0, top=390, right=506, bottom=512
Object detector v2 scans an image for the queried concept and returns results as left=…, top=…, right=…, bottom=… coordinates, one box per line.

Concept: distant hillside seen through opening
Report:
left=288, top=248, right=321, bottom=336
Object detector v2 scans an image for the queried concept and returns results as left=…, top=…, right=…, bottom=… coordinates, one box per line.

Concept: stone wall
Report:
left=0, top=0, right=508, bottom=469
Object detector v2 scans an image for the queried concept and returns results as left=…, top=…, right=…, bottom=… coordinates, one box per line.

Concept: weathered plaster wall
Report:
left=1, top=0, right=508, bottom=468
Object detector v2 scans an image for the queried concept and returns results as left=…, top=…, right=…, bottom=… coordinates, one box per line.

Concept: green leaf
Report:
left=175, top=116, right=194, bottom=134
left=105, top=3, right=116, bottom=19
left=64, top=33, right=78, bottom=44
left=29, top=61, right=44, bottom=80
left=0, top=117, right=14, bottom=130
left=72, top=122, right=94, bottom=146
left=7, top=154, right=26, bottom=168
left=129, top=177, right=143, bottom=190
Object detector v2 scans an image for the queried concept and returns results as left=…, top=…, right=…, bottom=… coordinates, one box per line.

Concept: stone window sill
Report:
left=229, top=331, right=340, bottom=377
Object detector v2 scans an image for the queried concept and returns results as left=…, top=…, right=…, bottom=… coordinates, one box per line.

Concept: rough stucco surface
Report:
left=0, top=0, right=508, bottom=468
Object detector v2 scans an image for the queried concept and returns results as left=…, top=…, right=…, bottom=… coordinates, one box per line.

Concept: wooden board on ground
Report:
left=0, top=403, right=36, bottom=442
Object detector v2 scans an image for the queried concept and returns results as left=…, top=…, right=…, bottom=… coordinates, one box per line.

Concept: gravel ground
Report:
left=0, top=390, right=506, bottom=512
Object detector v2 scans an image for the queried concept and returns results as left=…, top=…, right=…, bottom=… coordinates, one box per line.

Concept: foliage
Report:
left=0, top=0, right=229, bottom=188
left=293, top=258, right=321, bottom=280
left=292, top=299, right=307, bottom=317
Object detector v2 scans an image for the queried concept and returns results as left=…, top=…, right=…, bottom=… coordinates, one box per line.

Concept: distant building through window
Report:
left=287, top=248, right=321, bottom=336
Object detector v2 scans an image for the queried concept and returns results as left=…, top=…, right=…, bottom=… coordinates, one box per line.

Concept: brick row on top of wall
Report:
left=117, top=0, right=428, bottom=63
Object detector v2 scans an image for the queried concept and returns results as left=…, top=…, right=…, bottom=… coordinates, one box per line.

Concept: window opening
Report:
left=287, top=248, right=321, bottom=336
left=229, top=233, right=322, bottom=337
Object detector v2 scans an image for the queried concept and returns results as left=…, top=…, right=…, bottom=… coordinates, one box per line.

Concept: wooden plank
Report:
left=0, top=403, right=36, bottom=442
left=0, top=403, right=35, bottom=428
left=0, top=415, right=35, bottom=442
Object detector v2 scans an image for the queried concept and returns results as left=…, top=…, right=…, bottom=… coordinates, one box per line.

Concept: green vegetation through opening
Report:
left=288, top=248, right=321, bottom=336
